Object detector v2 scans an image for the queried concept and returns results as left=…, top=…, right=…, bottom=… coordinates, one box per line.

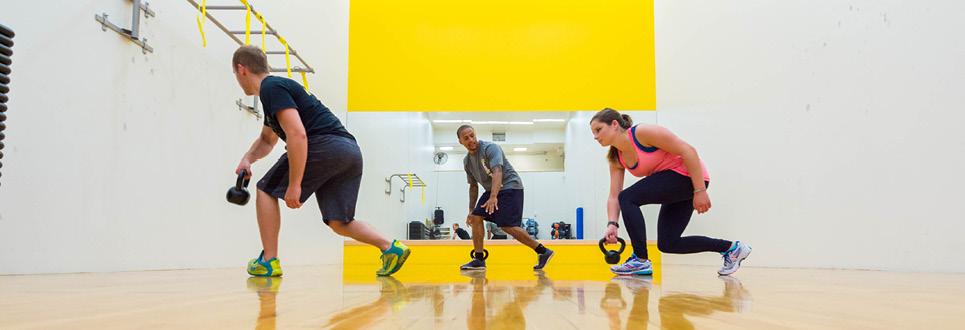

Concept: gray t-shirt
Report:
left=464, top=140, right=524, bottom=192
left=486, top=221, right=507, bottom=236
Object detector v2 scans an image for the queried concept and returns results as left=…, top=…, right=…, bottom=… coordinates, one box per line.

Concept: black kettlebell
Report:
left=469, top=249, right=489, bottom=260
left=599, top=237, right=626, bottom=264
left=226, top=169, right=251, bottom=205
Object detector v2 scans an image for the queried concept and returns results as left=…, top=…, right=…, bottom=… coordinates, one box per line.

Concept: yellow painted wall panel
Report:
left=348, top=0, right=655, bottom=111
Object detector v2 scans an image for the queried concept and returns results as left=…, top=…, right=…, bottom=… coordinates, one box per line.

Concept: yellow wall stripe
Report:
left=348, top=0, right=655, bottom=111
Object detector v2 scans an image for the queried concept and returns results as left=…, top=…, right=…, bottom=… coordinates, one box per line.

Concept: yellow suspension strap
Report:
left=242, top=0, right=251, bottom=45
left=300, top=71, right=310, bottom=92
left=195, top=0, right=207, bottom=47
left=279, top=36, right=292, bottom=78
left=257, top=13, right=266, bottom=53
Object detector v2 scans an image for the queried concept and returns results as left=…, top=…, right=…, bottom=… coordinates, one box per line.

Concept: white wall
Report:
left=347, top=112, right=438, bottom=239
left=507, top=154, right=564, bottom=172
left=0, top=0, right=350, bottom=274
left=434, top=152, right=564, bottom=172
left=652, top=0, right=965, bottom=271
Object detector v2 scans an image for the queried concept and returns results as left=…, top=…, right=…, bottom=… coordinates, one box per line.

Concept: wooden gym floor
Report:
left=3, top=242, right=965, bottom=329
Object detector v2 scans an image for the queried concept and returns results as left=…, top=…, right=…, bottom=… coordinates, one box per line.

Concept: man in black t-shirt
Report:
left=230, top=46, right=409, bottom=277
left=451, top=223, right=471, bottom=240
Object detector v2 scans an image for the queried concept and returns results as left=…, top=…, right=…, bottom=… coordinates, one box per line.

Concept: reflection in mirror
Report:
left=430, top=112, right=570, bottom=240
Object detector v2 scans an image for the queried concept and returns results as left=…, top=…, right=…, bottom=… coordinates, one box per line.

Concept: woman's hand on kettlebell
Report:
left=604, top=225, right=618, bottom=244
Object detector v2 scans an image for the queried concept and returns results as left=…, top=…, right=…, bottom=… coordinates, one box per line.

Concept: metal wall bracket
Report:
left=236, top=96, right=262, bottom=119
left=385, top=173, right=427, bottom=203
left=95, top=0, right=155, bottom=54
left=134, top=0, right=156, bottom=18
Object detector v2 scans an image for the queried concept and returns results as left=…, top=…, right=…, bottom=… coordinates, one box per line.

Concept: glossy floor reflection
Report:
left=324, top=270, right=747, bottom=329
left=3, top=265, right=965, bottom=329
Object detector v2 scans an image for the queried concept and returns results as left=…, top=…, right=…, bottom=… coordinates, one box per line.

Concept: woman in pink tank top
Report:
left=590, top=108, right=751, bottom=276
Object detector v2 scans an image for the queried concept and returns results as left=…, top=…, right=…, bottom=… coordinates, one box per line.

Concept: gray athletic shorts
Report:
left=257, top=135, right=362, bottom=224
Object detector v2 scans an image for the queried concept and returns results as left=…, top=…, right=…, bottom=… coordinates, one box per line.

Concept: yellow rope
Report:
left=258, top=13, right=266, bottom=53
left=196, top=0, right=207, bottom=47
left=242, top=0, right=251, bottom=45
left=280, top=37, right=292, bottom=78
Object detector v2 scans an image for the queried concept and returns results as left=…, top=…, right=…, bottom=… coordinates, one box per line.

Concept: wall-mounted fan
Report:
left=433, top=151, right=448, bottom=165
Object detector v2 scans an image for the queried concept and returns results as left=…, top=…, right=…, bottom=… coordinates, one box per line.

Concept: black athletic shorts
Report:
left=257, top=135, right=362, bottom=224
left=471, top=189, right=524, bottom=228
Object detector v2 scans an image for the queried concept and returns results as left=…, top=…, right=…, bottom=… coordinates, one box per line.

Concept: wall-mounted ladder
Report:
left=188, top=0, right=315, bottom=77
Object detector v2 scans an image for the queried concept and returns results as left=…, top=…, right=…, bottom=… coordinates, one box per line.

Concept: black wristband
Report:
left=607, top=221, right=619, bottom=228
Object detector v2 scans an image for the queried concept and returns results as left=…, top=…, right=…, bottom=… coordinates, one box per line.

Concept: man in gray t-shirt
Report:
left=485, top=221, right=508, bottom=239
left=463, top=140, right=524, bottom=192
left=456, top=125, right=554, bottom=271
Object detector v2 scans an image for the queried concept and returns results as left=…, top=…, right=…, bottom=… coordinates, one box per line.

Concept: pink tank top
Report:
left=617, top=125, right=711, bottom=180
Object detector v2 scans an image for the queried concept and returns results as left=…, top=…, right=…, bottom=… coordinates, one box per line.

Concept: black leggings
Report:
left=618, top=170, right=732, bottom=259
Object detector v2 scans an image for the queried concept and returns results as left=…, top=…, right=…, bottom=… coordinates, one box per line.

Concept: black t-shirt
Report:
left=259, top=76, right=354, bottom=142
left=455, top=227, right=471, bottom=240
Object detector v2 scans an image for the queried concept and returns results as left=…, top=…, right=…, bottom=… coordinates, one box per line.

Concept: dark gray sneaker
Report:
left=533, top=248, right=554, bottom=270
left=460, top=258, right=486, bottom=270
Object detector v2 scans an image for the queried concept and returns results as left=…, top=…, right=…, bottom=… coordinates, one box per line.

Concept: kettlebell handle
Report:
left=469, top=248, right=489, bottom=260
left=237, top=169, right=250, bottom=188
left=598, top=237, right=627, bottom=253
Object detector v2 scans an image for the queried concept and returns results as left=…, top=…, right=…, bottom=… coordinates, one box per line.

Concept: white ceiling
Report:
left=427, top=111, right=571, bottom=131
left=437, top=143, right=564, bottom=155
